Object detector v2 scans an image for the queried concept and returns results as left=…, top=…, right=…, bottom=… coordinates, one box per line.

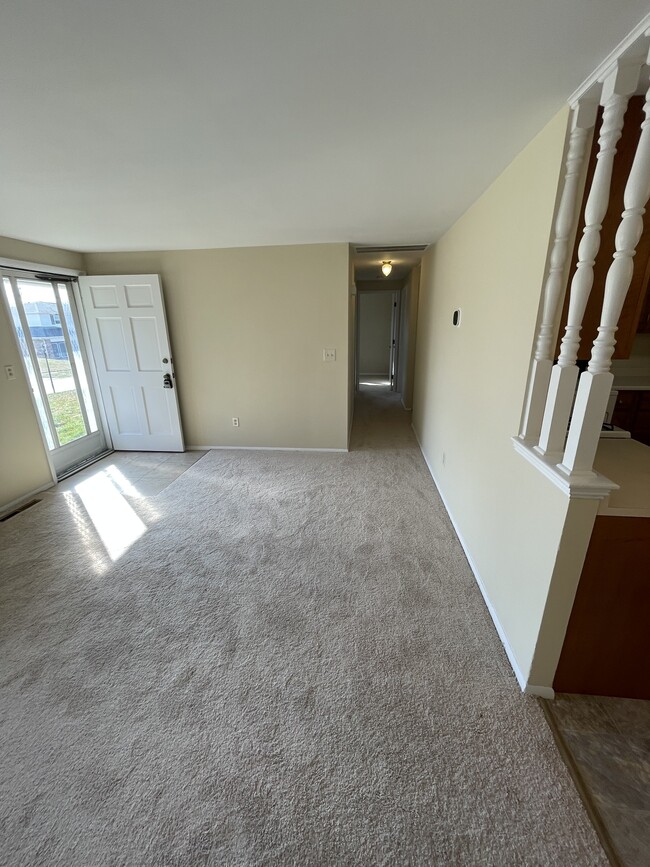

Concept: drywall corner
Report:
left=527, top=497, right=600, bottom=689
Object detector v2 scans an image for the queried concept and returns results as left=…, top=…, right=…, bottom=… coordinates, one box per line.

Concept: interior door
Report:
left=79, top=274, right=184, bottom=451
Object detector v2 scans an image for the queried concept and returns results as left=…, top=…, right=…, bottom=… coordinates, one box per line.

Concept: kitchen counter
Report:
left=594, top=437, right=650, bottom=516
left=613, top=377, right=650, bottom=390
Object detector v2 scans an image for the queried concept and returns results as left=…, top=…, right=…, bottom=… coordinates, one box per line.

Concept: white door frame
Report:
left=355, top=286, right=401, bottom=389
left=0, top=258, right=112, bottom=481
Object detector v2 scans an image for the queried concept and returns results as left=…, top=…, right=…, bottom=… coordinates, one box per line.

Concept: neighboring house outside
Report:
left=23, top=301, right=68, bottom=359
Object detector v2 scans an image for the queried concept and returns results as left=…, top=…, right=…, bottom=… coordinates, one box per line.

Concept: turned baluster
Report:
left=536, top=62, right=641, bottom=460
left=519, top=100, right=596, bottom=442
left=562, top=69, right=650, bottom=477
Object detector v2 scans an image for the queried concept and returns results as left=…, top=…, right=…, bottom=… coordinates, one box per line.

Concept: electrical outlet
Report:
left=322, top=348, right=336, bottom=362
left=232, top=417, right=239, bottom=427
left=4, top=365, right=16, bottom=381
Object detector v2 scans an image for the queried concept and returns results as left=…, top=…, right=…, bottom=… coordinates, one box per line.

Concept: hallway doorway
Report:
left=356, top=289, right=397, bottom=391
left=352, top=255, right=422, bottom=413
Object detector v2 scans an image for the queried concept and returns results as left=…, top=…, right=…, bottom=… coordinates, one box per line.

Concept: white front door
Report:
left=79, top=274, right=184, bottom=451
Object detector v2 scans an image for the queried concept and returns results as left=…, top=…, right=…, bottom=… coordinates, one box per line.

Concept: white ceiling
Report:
left=1, top=0, right=649, bottom=253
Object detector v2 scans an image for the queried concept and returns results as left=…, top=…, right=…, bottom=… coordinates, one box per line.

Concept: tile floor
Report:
left=47, top=450, right=207, bottom=499
left=543, top=693, right=650, bottom=867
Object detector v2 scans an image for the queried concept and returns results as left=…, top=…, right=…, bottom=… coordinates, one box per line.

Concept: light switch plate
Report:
left=322, top=349, right=336, bottom=362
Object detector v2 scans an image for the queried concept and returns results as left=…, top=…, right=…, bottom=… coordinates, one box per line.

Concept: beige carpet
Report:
left=0, top=388, right=607, bottom=866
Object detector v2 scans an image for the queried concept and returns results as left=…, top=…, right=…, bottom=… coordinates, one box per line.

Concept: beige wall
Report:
left=0, top=236, right=84, bottom=508
left=358, top=290, right=392, bottom=374
left=84, top=244, right=350, bottom=450
left=412, top=106, right=593, bottom=689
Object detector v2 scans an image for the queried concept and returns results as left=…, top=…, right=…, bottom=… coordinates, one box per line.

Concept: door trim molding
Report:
left=0, top=257, right=83, bottom=277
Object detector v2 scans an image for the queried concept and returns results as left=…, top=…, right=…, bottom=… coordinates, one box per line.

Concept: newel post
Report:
left=536, top=61, right=641, bottom=460
left=519, top=99, right=597, bottom=443
left=561, top=52, right=650, bottom=478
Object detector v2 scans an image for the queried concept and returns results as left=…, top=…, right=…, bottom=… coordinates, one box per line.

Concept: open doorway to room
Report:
left=357, top=288, right=397, bottom=392
left=352, top=245, right=425, bottom=409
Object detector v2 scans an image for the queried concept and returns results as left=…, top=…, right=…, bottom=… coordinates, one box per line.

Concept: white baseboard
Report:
left=524, top=684, right=555, bottom=699
left=187, top=445, right=348, bottom=453
left=1, top=481, right=56, bottom=515
left=401, top=398, right=412, bottom=411
left=411, top=423, right=546, bottom=696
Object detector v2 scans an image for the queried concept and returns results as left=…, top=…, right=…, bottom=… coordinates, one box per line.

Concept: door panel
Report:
left=111, top=387, right=140, bottom=434
left=131, top=318, right=161, bottom=371
left=125, top=282, right=154, bottom=307
left=98, top=318, right=130, bottom=369
left=79, top=275, right=184, bottom=451
left=142, top=387, right=173, bottom=434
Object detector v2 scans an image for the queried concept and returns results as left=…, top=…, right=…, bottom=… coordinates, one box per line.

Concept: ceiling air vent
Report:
left=355, top=244, right=428, bottom=254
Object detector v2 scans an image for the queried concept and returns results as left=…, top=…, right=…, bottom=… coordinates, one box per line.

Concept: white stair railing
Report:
left=561, top=61, right=650, bottom=478
left=513, top=31, right=650, bottom=500
left=536, top=61, right=641, bottom=460
left=519, top=100, right=596, bottom=443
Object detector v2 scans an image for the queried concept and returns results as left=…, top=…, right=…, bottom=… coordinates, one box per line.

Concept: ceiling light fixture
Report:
left=381, top=261, right=392, bottom=277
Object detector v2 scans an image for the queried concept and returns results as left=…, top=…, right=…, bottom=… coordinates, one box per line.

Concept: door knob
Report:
left=163, top=373, right=173, bottom=389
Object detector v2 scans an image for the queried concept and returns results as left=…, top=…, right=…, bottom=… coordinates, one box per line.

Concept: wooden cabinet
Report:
left=554, top=515, right=650, bottom=699
left=638, top=284, right=650, bottom=333
left=555, top=96, right=650, bottom=360
left=611, top=390, right=650, bottom=445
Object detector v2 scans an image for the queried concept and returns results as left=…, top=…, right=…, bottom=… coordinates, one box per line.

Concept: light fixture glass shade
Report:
left=381, top=261, right=392, bottom=277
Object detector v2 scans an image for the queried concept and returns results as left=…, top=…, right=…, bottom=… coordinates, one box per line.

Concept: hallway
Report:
left=355, top=387, right=649, bottom=866
left=0, top=392, right=606, bottom=865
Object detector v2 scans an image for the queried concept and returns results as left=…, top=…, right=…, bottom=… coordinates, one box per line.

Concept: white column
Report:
left=561, top=61, right=650, bottom=477
left=519, top=99, right=596, bottom=442
left=536, top=61, right=641, bottom=460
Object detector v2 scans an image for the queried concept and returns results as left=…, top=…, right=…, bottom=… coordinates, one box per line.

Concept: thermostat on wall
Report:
left=452, top=309, right=461, bottom=327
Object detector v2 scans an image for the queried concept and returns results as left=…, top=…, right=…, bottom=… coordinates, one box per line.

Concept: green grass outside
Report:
left=48, top=390, right=86, bottom=445
left=37, top=357, right=73, bottom=379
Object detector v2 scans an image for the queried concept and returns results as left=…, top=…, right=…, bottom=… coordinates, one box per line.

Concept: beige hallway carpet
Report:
left=0, top=388, right=606, bottom=865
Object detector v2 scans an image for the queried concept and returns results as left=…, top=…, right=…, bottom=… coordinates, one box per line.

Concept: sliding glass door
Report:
left=2, top=271, right=109, bottom=477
